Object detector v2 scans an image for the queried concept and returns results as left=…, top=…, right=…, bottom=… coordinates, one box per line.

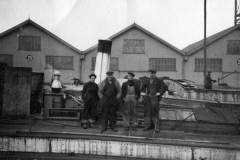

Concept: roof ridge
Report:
left=83, top=23, right=184, bottom=56
left=0, top=19, right=82, bottom=54
left=183, top=25, right=240, bottom=56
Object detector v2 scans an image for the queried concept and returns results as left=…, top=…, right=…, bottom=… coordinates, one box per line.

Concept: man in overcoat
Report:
left=98, top=71, right=121, bottom=133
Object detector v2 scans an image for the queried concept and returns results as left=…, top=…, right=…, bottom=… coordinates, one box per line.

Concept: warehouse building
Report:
left=0, top=19, right=83, bottom=83
left=183, top=25, right=240, bottom=88
left=82, top=23, right=185, bottom=82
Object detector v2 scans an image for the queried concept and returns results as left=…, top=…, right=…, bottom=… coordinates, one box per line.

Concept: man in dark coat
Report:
left=121, top=72, right=140, bottom=131
left=81, top=73, right=99, bottom=129
left=98, top=71, right=121, bottom=133
left=141, top=69, right=167, bottom=131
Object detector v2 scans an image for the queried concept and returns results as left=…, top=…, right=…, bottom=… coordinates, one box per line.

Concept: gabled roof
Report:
left=83, top=23, right=184, bottom=56
left=0, top=19, right=82, bottom=54
left=183, top=25, right=240, bottom=56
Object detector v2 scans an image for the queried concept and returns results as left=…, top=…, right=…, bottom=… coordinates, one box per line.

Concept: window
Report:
left=123, top=39, right=145, bottom=54
left=91, top=57, right=119, bottom=71
left=0, top=54, right=13, bottom=66
left=46, top=56, right=73, bottom=70
left=91, top=57, right=96, bottom=70
left=195, top=58, right=222, bottom=72
left=149, top=58, right=176, bottom=71
left=19, top=36, right=41, bottom=51
left=227, top=40, right=240, bottom=55
left=110, top=57, right=119, bottom=71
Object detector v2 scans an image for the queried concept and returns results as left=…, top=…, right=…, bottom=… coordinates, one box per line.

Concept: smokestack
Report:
left=94, top=40, right=112, bottom=84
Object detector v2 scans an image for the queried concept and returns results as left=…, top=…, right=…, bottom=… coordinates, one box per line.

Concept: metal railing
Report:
left=217, top=70, right=237, bottom=85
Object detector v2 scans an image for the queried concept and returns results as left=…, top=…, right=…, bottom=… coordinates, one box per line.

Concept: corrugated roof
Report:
left=183, top=25, right=240, bottom=56
left=0, top=19, right=82, bottom=54
left=83, top=23, right=185, bottom=56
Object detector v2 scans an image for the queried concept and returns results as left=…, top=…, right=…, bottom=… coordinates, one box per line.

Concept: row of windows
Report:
left=91, top=57, right=119, bottom=71
left=45, top=56, right=73, bottom=70
left=123, top=39, right=145, bottom=54
left=16, top=36, right=240, bottom=56
left=122, top=39, right=240, bottom=55
left=0, top=54, right=225, bottom=72
left=19, top=36, right=41, bottom=51
left=149, top=58, right=176, bottom=71
left=91, top=57, right=177, bottom=71
left=0, top=55, right=73, bottom=70
left=91, top=57, right=223, bottom=72
left=195, top=58, right=222, bottom=72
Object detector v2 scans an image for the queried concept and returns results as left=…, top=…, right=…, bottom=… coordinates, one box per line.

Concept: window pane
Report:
left=0, top=54, right=13, bottom=66
left=195, top=58, right=222, bottom=72
left=91, top=57, right=96, bottom=71
left=227, top=40, right=240, bottom=55
left=110, top=57, right=119, bottom=71
left=45, top=56, right=73, bottom=70
left=19, top=36, right=41, bottom=51
left=149, top=58, right=176, bottom=71
left=123, top=39, right=145, bottom=54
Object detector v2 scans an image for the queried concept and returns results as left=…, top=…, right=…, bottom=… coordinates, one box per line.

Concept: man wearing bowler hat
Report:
left=141, top=69, right=167, bottom=131
left=98, top=71, right=121, bottom=133
left=121, top=72, right=140, bottom=131
left=81, top=73, right=99, bottom=129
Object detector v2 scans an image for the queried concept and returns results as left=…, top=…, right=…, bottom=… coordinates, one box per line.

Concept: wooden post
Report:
left=203, top=0, right=207, bottom=87
left=235, top=0, right=237, bottom=26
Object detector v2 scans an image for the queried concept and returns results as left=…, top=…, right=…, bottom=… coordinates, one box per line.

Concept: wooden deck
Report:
left=0, top=118, right=240, bottom=160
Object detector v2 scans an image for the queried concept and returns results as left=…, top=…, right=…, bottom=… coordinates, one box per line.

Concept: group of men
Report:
left=81, top=69, right=167, bottom=133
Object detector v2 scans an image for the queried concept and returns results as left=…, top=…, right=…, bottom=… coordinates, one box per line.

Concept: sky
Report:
left=0, top=0, right=236, bottom=50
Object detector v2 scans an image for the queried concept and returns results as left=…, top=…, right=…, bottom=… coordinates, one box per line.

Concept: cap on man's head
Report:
left=72, top=77, right=80, bottom=80
left=148, top=69, right=156, bottom=74
left=53, top=70, right=61, bottom=76
left=89, top=73, right=97, bottom=78
left=127, top=72, right=135, bottom=77
left=106, top=71, right=114, bottom=76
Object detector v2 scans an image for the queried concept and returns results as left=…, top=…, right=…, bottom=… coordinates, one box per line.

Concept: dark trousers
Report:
left=143, top=95, right=159, bottom=127
left=100, top=96, right=118, bottom=129
left=122, top=95, right=138, bottom=127
left=82, top=97, right=98, bottom=123
left=51, top=88, right=61, bottom=93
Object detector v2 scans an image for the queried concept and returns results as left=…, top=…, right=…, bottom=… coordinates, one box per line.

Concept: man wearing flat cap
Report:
left=121, top=72, right=140, bottom=131
left=81, top=73, right=99, bottom=129
left=98, top=71, right=121, bottom=133
left=140, top=69, right=167, bottom=131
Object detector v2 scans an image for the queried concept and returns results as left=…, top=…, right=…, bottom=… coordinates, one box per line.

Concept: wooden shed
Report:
left=0, top=64, right=32, bottom=118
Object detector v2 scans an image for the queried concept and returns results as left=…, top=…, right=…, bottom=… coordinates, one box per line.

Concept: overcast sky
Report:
left=0, top=0, right=236, bottom=50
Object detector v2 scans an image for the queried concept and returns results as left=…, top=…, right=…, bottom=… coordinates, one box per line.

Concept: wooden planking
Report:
left=49, top=138, right=193, bottom=159
left=158, top=120, right=238, bottom=134
left=31, top=72, right=44, bottom=114
left=194, top=148, right=238, bottom=160
left=1, top=135, right=240, bottom=160
left=0, top=63, right=7, bottom=116
left=0, top=137, right=49, bottom=153
left=1, top=67, right=32, bottom=117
